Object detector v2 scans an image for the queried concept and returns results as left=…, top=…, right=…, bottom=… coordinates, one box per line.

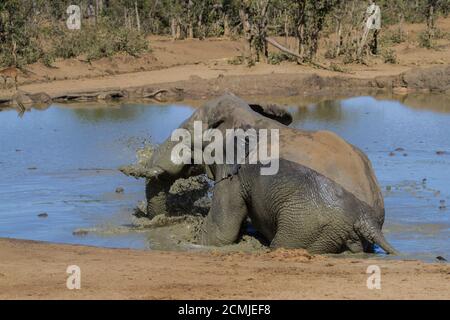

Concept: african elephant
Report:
left=201, top=159, right=396, bottom=254
left=121, top=94, right=395, bottom=254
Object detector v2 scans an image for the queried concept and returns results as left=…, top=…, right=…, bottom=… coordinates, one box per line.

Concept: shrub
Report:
left=0, top=14, right=149, bottom=68
left=418, top=30, right=434, bottom=49
left=329, top=62, right=346, bottom=73
left=382, top=49, right=397, bottom=64
left=228, top=55, right=245, bottom=65
left=267, top=52, right=296, bottom=65
left=387, top=29, right=406, bottom=44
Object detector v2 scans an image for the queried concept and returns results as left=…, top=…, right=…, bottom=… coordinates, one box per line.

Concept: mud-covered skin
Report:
left=201, top=160, right=397, bottom=254
left=120, top=145, right=208, bottom=218
left=120, top=96, right=295, bottom=218
left=121, top=94, right=384, bottom=222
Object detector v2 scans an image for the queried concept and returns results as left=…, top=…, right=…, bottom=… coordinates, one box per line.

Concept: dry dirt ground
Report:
left=0, top=238, right=449, bottom=300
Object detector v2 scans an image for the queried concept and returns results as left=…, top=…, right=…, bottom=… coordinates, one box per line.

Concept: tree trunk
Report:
left=188, top=23, right=194, bottom=39
left=176, top=20, right=182, bottom=39
left=239, top=7, right=253, bottom=61
left=135, top=1, right=141, bottom=32
left=197, top=12, right=204, bottom=39
left=284, top=10, right=289, bottom=47
left=427, top=1, right=436, bottom=43
left=187, top=4, right=194, bottom=39
left=398, top=13, right=405, bottom=42
left=223, top=14, right=230, bottom=37
left=12, top=40, right=17, bottom=67
left=294, top=2, right=306, bottom=58
left=171, top=18, right=177, bottom=40
left=297, top=23, right=305, bottom=57
left=148, top=0, right=160, bottom=34
left=336, top=17, right=342, bottom=56
left=358, top=25, right=370, bottom=58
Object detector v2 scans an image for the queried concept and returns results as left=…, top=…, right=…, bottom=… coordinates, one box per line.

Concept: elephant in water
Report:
left=121, top=94, right=397, bottom=254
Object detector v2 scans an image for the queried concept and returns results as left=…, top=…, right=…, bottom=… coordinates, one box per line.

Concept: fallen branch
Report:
left=266, top=37, right=352, bottom=74
left=266, top=37, right=303, bottom=59
left=142, top=89, right=168, bottom=100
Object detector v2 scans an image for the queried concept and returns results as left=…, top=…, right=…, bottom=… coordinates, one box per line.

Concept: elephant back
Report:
left=278, top=128, right=385, bottom=223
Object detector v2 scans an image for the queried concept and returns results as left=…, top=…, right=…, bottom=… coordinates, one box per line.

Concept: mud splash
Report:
left=75, top=213, right=266, bottom=252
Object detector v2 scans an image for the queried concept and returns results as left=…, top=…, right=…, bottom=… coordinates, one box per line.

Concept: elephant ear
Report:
left=249, top=103, right=293, bottom=126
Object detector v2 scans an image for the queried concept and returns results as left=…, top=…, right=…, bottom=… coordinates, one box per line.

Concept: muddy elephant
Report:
left=121, top=94, right=395, bottom=254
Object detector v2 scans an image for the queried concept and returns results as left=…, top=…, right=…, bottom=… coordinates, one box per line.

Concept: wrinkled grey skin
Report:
left=201, top=160, right=397, bottom=254
left=120, top=94, right=396, bottom=254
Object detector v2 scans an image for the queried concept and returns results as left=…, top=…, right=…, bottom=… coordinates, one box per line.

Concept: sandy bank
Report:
left=1, top=60, right=449, bottom=109
left=0, top=238, right=448, bottom=300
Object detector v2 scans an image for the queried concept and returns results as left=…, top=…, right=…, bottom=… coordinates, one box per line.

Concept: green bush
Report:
left=0, top=10, right=149, bottom=68
left=418, top=30, right=434, bottom=48
left=387, top=29, right=406, bottom=44
left=382, top=49, right=397, bottom=64
left=267, top=52, right=296, bottom=65
left=46, top=21, right=149, bottom=63
left=228, top=55, right=245, bottom=65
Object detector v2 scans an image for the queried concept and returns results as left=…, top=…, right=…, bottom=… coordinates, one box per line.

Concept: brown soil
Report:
left=0, top=238, right=448, bottom=300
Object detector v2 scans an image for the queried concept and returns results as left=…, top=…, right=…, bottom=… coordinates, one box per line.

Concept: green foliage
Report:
left=384, top=29, right=406, bottom=45
left=0, top=1, right=150, bottom=67
left=290, top=0, right=342, bottom=62
left=267, top=52, right=296, bottom=65
left=329, top=62, right=346, bottom=73
left=381, top=48, right=397, bottom=64
left=227, top=55, right=245, bottom=65
left=0, top=0, right=44, bottom=66
left=419, top=30, right=435, bottom=48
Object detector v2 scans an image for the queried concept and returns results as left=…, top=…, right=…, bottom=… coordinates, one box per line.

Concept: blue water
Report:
left=0, top=103, right=194, bottom=249
left=0, top=97, right=448, bottom=260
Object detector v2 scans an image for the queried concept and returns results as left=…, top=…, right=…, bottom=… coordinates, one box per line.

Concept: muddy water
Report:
left=0, top=103, right=194, bottom=249
left=0, top=96, right=449, bottom=260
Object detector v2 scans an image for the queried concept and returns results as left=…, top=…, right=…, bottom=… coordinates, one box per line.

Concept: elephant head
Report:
left=120, top=93, right=292, bottom=218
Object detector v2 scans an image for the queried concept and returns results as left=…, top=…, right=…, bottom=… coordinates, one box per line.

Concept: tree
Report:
left=290, top=0, right=341, bottom=62
left=239, top=0, right=271, bottom=64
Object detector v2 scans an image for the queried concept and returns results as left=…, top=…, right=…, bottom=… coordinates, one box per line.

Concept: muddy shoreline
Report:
left=1, top=65, right=449, bottom=109
left=0, top=238, right=448, bottom=299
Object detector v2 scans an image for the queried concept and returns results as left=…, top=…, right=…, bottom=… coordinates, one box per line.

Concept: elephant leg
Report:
left=201, top=177, right=248, bottom=246
left=269, top=234, right=284, bottom=249
left=345, top=239, right=365, bottom=254
left=145, top=178, right=172, bottom=218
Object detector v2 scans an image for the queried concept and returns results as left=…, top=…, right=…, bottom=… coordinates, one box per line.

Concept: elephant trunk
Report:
left=355, top=214, right=399, bottom=255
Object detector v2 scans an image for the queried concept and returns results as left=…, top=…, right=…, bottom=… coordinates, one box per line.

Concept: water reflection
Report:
left=290, top=100, right=348, bottom=123
left=396, top=93, right=450, bottom=114
left=71, top=105, right=145, bottom=123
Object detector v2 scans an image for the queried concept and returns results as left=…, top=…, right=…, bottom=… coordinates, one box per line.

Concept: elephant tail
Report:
left=354, top=214, right=399, bottom=255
